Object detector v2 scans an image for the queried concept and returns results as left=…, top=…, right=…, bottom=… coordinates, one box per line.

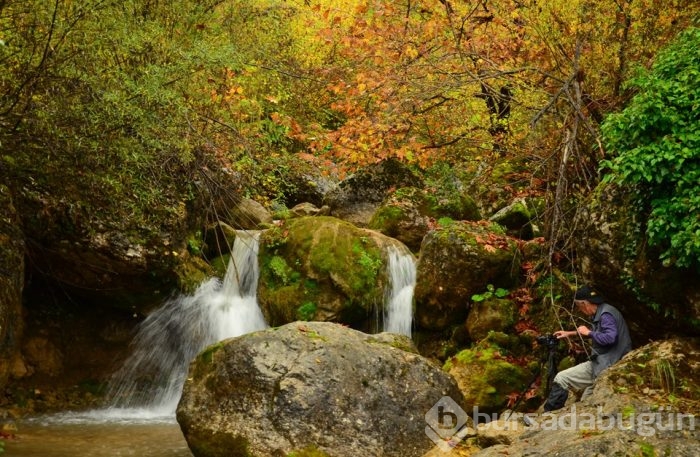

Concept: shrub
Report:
left=601, top=27, right=700, bottom=269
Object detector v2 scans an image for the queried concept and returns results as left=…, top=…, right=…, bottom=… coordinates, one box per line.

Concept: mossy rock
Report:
left=489, top=198, right=534, bottom=240
left=414, top=221, right=521, bottom=331
left=368, top=187, right=430, bottom=251
left=466, top=298, right=517, bottom=341
left=444, top=341, right=530, bottom=413
left=174, top=254, right=215, bottom=294
left=287, top=446, right=332, bottom=457
left=180, top=429, right=251, bottom=457
left=258, top=216, right=393, bottom=328
left=202, top=221, right=238, bottom=258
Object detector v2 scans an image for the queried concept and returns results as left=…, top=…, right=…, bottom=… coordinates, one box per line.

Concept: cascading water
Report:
left=102, top=230, right=268, bottom=419
left=383, top=245, right=416, bottom=337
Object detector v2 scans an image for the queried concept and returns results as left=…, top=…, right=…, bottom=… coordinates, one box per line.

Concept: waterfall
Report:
left=383, top=245, right=416, bottom=337
left=103, top=230, right=267, bottom=419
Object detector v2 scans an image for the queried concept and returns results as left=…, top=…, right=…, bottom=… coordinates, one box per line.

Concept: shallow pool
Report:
left=4, top=410, right=193, bottom=457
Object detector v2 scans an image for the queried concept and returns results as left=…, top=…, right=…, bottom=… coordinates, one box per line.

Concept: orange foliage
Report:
left=296, top=0, right=700, bottom=173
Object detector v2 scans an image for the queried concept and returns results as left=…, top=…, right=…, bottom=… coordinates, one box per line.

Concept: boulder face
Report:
left=414, top=221, right=521, bottom=331
left=576, top=184, right=700, bottom=338
left=226, top=197, right=273, bottom=229
left=466, top=297, right=517, bottom=342
left=176, top=321, right=466, bottom=457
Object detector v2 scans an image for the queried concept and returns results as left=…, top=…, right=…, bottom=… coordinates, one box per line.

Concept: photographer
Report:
left=543, top=285, right=632, bottom=412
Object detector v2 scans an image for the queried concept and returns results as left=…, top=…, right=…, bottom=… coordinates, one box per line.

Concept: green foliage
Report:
left=471, top=284, right=510, bottom=302
left=601, top=27, right=700, bottom=269
left=652, top=359, right=676, bottom=394
left=352, top=238, right=383, bottom=283
left=437, top=217, right=455, bottom=227
left=187, top=231, right=203, bottom=256
left=296, top=301, right=317, bottom=321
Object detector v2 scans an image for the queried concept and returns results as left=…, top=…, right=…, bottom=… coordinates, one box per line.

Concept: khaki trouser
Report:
left=553, top=361, right=595, bottom=399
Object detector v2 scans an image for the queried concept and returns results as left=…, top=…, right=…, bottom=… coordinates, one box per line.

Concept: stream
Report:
left=5, top=413, right=192, bottom=457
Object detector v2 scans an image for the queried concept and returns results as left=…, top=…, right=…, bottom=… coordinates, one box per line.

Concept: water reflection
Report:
left=5, top=414, right=192, bottom=457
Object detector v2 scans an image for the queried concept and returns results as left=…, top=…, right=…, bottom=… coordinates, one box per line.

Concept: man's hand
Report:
left=554, top=327, right=591, bottom=339
left=577, top=325, right=591, bottom=337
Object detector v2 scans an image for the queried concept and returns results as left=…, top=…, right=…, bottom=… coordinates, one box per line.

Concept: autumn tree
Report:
left=299, top=0, right=699, bottom=259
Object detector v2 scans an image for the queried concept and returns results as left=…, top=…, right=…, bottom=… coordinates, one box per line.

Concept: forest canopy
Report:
left=0, top=0, right=698, bottom=265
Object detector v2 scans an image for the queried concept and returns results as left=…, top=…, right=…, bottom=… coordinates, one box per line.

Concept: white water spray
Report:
left=102, top=231, right=267, bottom=419
left=383, top=245, right=416, bottom=337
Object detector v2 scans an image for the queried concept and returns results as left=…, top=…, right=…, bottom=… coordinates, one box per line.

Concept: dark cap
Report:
left=574, top=285, right=605, bottom=304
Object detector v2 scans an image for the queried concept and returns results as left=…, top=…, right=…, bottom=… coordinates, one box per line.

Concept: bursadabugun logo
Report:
left=424, top=396, right=469, bottom=451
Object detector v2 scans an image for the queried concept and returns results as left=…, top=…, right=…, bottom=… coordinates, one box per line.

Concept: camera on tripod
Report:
left=536, top=334, right=559, bottom=349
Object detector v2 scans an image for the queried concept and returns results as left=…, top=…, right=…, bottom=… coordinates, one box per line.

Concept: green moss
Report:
left=259, top=217, right=386, bottom=326
left=638, top=442, right=656, bottom=457
left=367, top=336, right=418, bottom=354
left=437, top=217, right=455, bottom=227
left=445, top=341, right=529, bottom=411
left=187, top=230, right=203, bottom=255
left=296, top=302, right=317, bottom=321
left=174, top=255, right=214, bottom=293
left=297, top=325, right=327, bottom=341
left=268, top=255, right=295, bottom=285
left=368, top=205, right=406, bottom=233
left=287, top=446, right=331, bottom=457
left=210, top=254, right=231, bottom=278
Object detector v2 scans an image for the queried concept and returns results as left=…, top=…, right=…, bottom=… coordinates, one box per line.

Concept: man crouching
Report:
left=543, top=285, right=632, bottom=412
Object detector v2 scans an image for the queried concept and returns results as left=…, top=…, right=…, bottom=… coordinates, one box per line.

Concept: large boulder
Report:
left=258, top=216, right=407, bottom=330
left=576, top=184, right=700, bottom=338
left=176, top=321, right=466, bottom=457
left=471, top=337, right=700, bottom=457
left=323, top=158, right=424, bottom=227
left=414, top=221, right=521, bottom=331
left=0, top=185, right=25, bottom=389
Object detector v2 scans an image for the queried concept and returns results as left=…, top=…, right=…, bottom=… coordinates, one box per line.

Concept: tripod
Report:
left=502, top=336, right=560, bottom=420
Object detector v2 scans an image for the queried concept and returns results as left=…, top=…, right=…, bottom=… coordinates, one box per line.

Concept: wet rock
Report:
left=202, top=221, right=238, bottom=257
left=177, top=321, right=465, bottom=457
